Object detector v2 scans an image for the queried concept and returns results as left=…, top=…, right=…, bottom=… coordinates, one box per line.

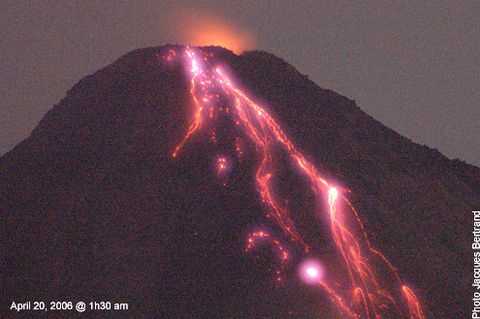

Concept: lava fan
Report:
left=167, top=47, right=425, bottom=319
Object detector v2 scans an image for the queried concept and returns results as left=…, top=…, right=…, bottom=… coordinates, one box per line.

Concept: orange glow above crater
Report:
left=175, top=9, right=256, bottom=54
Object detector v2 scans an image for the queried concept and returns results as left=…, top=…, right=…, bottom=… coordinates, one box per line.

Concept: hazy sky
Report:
left=1, top=1, right=478, bottom=165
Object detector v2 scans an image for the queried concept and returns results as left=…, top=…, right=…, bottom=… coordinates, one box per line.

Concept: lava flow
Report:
left=167, top=46, right=425, bottom=319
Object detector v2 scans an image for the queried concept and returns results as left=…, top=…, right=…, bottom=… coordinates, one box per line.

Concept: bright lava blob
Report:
left=299, top=259, right=323, bottom=285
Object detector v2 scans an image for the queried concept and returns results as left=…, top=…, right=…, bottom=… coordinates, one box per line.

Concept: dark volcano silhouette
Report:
left=1, top=45, right=478, bottom=318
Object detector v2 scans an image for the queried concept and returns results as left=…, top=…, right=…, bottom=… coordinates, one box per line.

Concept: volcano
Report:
left=1, top=45, right=478, bottom=318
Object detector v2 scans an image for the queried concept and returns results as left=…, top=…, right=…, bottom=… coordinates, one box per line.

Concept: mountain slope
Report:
left=1, top=45, right=478, bottom=318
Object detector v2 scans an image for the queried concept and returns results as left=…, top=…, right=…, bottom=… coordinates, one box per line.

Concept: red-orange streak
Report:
left=172, top=49, right=204, bottom=158
left=318, top=279, right=359, bottom=318
left=402, top=285, right=426, bottom=319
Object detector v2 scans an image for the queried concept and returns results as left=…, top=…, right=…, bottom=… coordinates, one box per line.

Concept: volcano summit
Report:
left=1, top=45, right=478, bottom=318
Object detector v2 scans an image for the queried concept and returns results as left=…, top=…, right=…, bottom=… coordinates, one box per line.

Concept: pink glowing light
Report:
left=306, top=267, right=318, bottom=278
left=299, top=259, right=323, bottom=285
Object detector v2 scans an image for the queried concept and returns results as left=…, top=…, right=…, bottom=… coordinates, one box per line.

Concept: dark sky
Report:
left=1, top=1, right=479, bottom=165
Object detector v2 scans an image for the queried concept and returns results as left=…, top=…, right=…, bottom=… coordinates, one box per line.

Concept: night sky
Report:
left=1, top=1, right=479, bottom=165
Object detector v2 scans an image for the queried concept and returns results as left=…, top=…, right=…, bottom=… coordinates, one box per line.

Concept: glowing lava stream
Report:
left=168, top=47, right=425, bottom=319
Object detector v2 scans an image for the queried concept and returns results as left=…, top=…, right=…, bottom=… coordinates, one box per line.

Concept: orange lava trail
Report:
left=171, top=49, right=204, bottom=158
left=402, top=286, right=426, bottom=319
left=168, top=47, right=425, bottom=319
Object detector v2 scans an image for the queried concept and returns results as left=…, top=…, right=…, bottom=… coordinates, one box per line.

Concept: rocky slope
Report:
left=1, top=45, right=478, bottom=318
